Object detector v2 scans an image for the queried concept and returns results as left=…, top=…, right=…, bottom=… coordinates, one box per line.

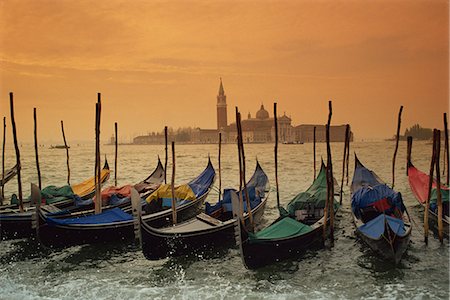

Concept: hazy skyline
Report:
left=0, top=0, right=448, bottom=143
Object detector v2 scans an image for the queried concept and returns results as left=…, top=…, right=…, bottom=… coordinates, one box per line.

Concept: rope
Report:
left=406, top=208, right=424, bottom=234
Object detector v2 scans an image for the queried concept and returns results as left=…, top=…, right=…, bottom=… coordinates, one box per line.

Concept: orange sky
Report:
left=0, top=0, right=448, bottom=143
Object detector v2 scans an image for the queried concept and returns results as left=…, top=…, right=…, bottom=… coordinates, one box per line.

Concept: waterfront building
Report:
left=133, top=79, right=353, bottom=144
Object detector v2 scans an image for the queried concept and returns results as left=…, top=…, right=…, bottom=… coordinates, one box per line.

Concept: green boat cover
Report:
left=40, top=185, right=76, bottom=204
left=430, top=188, right=449, bottom=203
left=249, top=217, right=312, bottom=241
left=429, top=188, right=449, bottom=213
left=285, top=164, right=334, bottom=216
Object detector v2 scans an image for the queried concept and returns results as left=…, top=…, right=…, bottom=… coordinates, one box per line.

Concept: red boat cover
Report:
left=94, top=185, right=133, bottom=206
left=408, top=165, right=449, bottom=204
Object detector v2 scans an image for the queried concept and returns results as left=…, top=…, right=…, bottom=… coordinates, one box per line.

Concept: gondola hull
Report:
left=0, top=212, right=35, bottom=239
left=141, top=199, right=267, bottom=260
left=425, top=208, right=449, bottom=238
left=234, top=162, right=338, bottom=269
left=0, top=200, right=126, bottom=240
left=407, top=162, right=449, bottom=238
left=351, top=156, right=412, bottom=264
left=38, top=193, right=207, bottom=248
left=237, top=219, right=326, bottom=269
left=0, top=160, right=163, bottom=240
left=354, top=217, right=411, bottom=264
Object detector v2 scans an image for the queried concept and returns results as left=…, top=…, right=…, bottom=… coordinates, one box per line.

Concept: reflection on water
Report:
left=0, top=141, right=448, bottom=299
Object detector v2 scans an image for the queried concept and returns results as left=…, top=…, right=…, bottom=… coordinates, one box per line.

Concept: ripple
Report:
left=0, top=141, right=449, bottom=299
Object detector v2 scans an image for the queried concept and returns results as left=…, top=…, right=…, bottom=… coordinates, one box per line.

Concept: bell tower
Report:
left=217, top=78, right=227, bottom=130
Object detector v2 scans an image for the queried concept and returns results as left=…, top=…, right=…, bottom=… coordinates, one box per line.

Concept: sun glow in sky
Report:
left=0, top=0, right=448, bottom=142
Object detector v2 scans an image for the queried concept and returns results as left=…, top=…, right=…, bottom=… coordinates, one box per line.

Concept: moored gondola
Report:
left=0, top=160, right=111, bottom=239
left=0, top=164, right=19, bottom=188
left=351, top=155, right=411, bottom=264
left=0, top=160, right=110, bottom=213
left=235, top=163, right=339, bottom=269
left=407, top=159, right=449, bottom=238
left=36, top=158, right=215, bottom=248
left=0, top=159, right=163, bottom=239
left=140, top=161, right=269, bottom=260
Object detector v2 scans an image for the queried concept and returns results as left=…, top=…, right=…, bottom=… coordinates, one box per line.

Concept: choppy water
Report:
left=0, top=141, right=449, bottom=299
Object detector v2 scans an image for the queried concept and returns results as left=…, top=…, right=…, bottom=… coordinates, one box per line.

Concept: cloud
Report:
left=0, top=0, right=447, bottom=141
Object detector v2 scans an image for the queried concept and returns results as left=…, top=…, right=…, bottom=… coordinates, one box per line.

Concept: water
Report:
left=0, top=141, right=449, bottom=299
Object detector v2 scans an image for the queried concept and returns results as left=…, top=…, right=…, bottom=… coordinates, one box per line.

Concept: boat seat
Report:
left=41, top=204, right=62, bottom=213
left=196, top=212, right=222, bottom=226
left=359, top=206, right=380, bottom=223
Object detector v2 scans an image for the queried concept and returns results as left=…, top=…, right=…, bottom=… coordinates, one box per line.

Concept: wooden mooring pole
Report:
left=434, top=130, right=444, bottom=243
left=406, top=136, right=413, bottom=175
left=235, top=108, right=245, bottom=220
left=237, top=110, right=253, bottom=230
left=9, top=92, right=23, bottom=212
left=425, top=130, right=437, bottom=244
left=325, top=100, right=334, bottom=243
left=171, top=141, right=177, bottom=225
left=164, top=126, right=168, bottom=184
left=1, top=117, right=6, bottom=204
left=274, top=103, right=280, bottom=213
left=313, top=126, right=316, bottom=179
left=114, top=122, right=118, bottom=186
left=345, top=125, right=351, bottom=186
left=61, top=120, right=70, bottom=185
left=340, top=124, right=350, bottom=205
left=218, top=132, right=222, bottom=201
left=443, top=113, right=449, bottom=186
left=94, top=94, right=102, bottom=214
left=34, top=108, right=42, bottom=189
left=392, top=106, right=403, bottom=188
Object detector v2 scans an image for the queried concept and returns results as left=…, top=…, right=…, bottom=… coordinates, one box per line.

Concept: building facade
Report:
left=133, top=79, right=353, bottom=144
left=294, top=124, right=353, bottom=143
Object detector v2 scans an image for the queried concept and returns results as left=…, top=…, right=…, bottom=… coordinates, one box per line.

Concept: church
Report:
left=191, top=79, right=351, bottom=144
left=134, top=79, right=352, bottom=144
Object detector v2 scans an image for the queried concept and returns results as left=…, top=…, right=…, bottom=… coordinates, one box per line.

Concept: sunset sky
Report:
left=0, top=0, right=448, bottom=143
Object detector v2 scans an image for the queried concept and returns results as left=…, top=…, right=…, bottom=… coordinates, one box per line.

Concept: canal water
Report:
left=0, top=141, right=448, bottom=299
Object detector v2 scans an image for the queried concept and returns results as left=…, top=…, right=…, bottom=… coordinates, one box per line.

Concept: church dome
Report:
left=256, top=104, right=269, bottom=119
left=279, top=112, right=291, bottom=123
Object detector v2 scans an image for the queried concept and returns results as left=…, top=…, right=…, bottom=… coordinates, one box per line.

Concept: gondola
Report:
left=0, top=160, right=111, bottom=239
left=407, top=158, right=449, bottom=238
left=141, top=161, right=269, bottom=260
left=351, top=155, right=411, bottom=264
left=0, top=164, right=20, bottom=206
left=235, top=163, right=339, bottom=269
left=0, top=160, right=110, bottom=213
left=0, top=159, right=162, bottom=239
left=50, top=157, right=165, bottom=213
left=35, top=158, right=215, bottom=248
left=50, top=145, right=70, bottom=149
left=0, top=164, right=19, bottom=187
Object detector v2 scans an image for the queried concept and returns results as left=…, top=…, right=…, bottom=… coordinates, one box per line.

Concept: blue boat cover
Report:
left=208, top=187, right=261, bottom=214
left=351, top=160, right=383, bottom=191
left=205, top=163, right=268, bottom=215
left=358, top=214, right=407, bottom=239
left=351, top=184, right=405, bottom=219
left=109, top=194, right=131, bottom=206
left=74, top=197, right=94, bottom=207
left=187, top=160, right=216, bottom=197
left=46, top=207, right=133, bottom=226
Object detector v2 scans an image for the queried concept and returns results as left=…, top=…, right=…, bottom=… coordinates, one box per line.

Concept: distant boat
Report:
left=282, top=141, right=303, bottom=145
left=50, top=145, right=70, bottom=149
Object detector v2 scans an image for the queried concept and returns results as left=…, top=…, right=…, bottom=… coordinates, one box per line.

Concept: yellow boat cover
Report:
left=71, top=168, right=110, bottom=197
left=146, top=184, right=196, bottom=203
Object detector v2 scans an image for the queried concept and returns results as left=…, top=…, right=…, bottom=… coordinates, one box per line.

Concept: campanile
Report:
left=217, top=78, right=227, bottom=130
